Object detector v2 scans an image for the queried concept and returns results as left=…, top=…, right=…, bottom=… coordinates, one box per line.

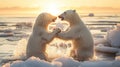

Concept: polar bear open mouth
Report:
left=58, top=15, right=64, bottom=20
left=46, top=20, right=73, bottom=60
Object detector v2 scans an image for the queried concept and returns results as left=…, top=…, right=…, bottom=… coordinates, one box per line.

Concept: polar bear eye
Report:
left=64, top=12, right=66, bottom=14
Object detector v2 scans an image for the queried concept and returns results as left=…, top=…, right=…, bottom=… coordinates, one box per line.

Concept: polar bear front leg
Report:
left=42, top=28, right=61, bottom=42
left=57, top=30, right=80, bottom=40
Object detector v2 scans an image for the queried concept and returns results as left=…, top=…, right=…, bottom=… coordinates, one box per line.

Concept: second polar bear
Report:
left=58, top=10, right=94, bottom=61
left=26, top=13, right=61, bottom=60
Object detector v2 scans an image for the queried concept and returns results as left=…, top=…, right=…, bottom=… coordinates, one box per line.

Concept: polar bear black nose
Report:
left=58, top=15, right=61, bottom=18
left=52, top=17, right=57, bottom=22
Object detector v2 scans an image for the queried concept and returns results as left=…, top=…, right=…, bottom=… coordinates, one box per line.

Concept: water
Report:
left=0, top=15, right=120, bottom=66
left=0, top=17, right=35, bottom=23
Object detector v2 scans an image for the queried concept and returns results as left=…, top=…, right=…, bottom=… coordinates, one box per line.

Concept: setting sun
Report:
left=0, top=0, right=120, bottom=17
left=41, top=2, right=62, bottom=16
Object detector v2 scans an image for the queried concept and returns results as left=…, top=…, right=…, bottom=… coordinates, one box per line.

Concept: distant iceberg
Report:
left=88, top=13, right=94, bottom=17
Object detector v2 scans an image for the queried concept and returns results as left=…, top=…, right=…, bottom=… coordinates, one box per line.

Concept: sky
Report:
left=0, top=0, right=120, bottom=17
left=0, top=0, right=120, bottom=8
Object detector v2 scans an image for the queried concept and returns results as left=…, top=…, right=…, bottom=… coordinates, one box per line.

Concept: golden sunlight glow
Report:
left=41, top=3, right=62, bottom=16
left=48, top=19, right=70, bottom=33
left=46, top=20, right=73, bottom=59
left=46, top=38, right=73, bottom=59
left=0, top=0, right=120, bottom=17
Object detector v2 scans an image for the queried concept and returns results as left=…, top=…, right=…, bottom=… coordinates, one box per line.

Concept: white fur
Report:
left=57, top=10, right=94, bottom=61
left=26, top=13, right=60, bottom=60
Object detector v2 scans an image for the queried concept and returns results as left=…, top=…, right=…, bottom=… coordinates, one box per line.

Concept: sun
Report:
left=41, top=3, right=62, bottom=16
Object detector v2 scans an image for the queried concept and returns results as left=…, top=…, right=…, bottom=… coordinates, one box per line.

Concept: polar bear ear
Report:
left=73, top=10, right=76, bottom=12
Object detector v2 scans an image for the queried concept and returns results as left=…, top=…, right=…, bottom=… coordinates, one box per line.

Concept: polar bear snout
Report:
left=58, top=15, right=64, bottom=20
left=52, top=17, right=57, bottom=22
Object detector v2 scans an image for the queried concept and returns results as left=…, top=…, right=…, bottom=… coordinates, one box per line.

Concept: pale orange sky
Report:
left=0, top=0, right=120, bottom=17
left=0, top=0, right=120, bottom=8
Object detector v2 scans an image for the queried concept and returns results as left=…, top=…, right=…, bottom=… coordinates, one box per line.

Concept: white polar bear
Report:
left=26, top=13, right=61, bottom=60
left=58, top=10, right=94, bottom=61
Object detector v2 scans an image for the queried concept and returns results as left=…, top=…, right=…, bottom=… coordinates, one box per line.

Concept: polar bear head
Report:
left=58, top=10, right=80, bottom=25
left=35, top=13, right=57, bottom=27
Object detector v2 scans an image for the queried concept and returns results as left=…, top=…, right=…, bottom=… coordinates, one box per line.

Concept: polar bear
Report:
left=26, top=13, right=61, bottom=60
left=58, top=10, right=94, bottom=61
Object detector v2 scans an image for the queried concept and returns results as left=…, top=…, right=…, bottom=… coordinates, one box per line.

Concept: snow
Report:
left=2, top=57, right=120, bottom=67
